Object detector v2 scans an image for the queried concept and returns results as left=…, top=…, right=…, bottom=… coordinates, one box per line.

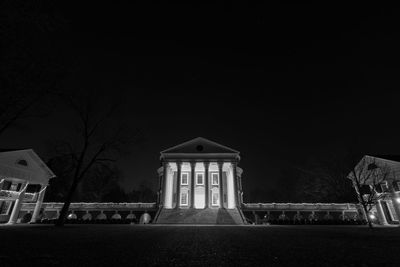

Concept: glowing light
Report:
left=369, top=214, right=376, bottom=220
left=396, top=198, right=400, bottom=204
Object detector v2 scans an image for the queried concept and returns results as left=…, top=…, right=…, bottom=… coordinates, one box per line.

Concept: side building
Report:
left=348, top=155, right=400, bottom=225
left=0, top=149, right=55, bottom=224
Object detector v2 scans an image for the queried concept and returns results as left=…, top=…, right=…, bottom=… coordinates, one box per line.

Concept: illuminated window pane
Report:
left=196, top=173, right=204, bottom=185
left=212, top=173, right=219, bottom=185
left=181, top=173, right=189, bottom=185
left=181, top=192, right=188, bottom=205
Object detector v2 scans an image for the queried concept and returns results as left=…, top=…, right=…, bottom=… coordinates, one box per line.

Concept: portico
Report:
left=155, top=137, right=246, bottom=224
left=0, top=149, right=55, bottom=224
left=160, top=161, right=240, bottom=209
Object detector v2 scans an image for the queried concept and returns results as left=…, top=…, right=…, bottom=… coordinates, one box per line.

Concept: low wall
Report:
left=13, top=202, right=362, bottom=224
left=242, top=202, right=362, bottom=224
left=21, top=202, right=157, bottom=212
left=242, top=203, right=359, bottom=211
left=17, top=202, right=158, bottom=223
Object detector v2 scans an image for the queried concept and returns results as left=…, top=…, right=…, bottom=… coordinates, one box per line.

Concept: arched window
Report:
left=16, top=159, right=28, bottom=166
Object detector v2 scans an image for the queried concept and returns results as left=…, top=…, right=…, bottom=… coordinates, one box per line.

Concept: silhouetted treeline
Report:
left=248, top=149, right=360, bottom=203
left=44, top=155, right=156, bottom=203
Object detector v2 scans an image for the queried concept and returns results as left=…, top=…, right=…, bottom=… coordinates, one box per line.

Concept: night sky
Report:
left=2, top=3, right=400, bottom=202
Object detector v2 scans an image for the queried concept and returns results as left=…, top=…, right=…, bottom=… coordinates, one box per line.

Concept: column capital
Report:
left=217, top=161, right=224, bottom=168
left=190, top=161, right=196, bottom=168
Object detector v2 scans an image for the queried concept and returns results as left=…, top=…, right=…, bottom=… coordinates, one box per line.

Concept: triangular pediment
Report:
left=161, top=137, right=239, bottom=154
left=0, top=149, right=55, bottom=185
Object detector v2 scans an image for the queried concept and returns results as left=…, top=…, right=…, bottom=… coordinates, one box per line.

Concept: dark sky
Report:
left=2, top=3, right=400, bottom=202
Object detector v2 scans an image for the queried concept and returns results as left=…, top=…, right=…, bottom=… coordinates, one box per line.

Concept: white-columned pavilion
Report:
left=154, top=137, right=246, bottom=224
left=0, top=149, right=55, bottom=224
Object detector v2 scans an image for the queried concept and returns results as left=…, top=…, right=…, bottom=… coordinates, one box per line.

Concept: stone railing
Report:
left=0, top=190, right=38, bottom=202
left=241, top=202, right=363, bottom=224
left=0, top=190, right=19, bottom=201
left=242, top=202, right=359, bottom=212
left=21, top=202, right=157, bottom=212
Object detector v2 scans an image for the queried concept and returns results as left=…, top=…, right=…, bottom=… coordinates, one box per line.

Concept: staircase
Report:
left=155, top=208, right=245, bottom=224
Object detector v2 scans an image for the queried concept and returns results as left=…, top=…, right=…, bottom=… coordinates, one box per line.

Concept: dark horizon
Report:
left=2, top=2, right=400, bottom=202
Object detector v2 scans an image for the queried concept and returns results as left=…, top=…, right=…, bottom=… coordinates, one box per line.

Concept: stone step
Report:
left=155, top=208, right=245, bottom=224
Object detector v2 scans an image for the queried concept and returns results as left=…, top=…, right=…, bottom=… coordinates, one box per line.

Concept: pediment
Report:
left=0, top=149, right=55, bottom=185
left=161, top=137, right=239, bottom=155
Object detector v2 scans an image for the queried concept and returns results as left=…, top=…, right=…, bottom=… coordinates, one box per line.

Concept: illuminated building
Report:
left=0, top=149, right=55, bottom=224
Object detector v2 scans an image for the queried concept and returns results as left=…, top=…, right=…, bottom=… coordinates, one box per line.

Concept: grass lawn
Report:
left=0, top=224, right=399, bottom=267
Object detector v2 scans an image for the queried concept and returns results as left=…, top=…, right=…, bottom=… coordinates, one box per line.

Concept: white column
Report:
left=30, top=185, right=47, bottom=223
left=376, top=200, right=388, bottom=225
left=227, top=163, right=235, bottom=209
left=218, top=162, right=224, bottom=208
left=194, top=162, right=206, bottom=209
left=164, top=163, right=173, bottom=209
left=7, top=183, right=28, bottom=224
left=390, top=191, right=400, bottom=222
left=175, top=161, right=182, bottom=209
left=204, top=162, right=210, bottom=208
left=190, top=162, right=195, bottom=208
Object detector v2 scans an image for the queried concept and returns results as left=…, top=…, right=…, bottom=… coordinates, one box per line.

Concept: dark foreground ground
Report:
left=0, top=225, right=399, bottom=267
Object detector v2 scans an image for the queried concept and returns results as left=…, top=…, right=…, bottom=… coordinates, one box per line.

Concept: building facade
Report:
left=348, top=155, right=400, bottom=225
left=0, top=149, right=55, bottom=224
left=154, top=137, right=246, bottom=224
left=2, top=141, right=397, bottom=226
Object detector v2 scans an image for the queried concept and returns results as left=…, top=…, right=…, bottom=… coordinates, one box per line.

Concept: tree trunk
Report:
left=55, top=177, right=80, bottom=226
left=361, top=203, right=373, bottom=229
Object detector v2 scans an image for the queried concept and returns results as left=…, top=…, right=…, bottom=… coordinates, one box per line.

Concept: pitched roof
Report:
left=0, top=148, right=28, bottom=152
left=161, top=137, right=239, bottom=154
left=0, top=149, right=56, bottom=184
left=348, top=155, right=400, bottom=183
left=369, top=155, right=400, bottom=162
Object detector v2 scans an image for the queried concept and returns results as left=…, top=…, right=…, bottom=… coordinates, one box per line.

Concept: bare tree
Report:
left=80, top=165, right=127, bottom=202
left=294, top=152, right=357, bottom=203
left=54, top=91, right=142, bottom=226
left=349, top=156, right=392, bottom=228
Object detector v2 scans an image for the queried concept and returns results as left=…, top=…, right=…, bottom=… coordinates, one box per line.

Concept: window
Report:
left=367, top=163, right=378, bottom=170
left=212, top=192, right=219, bottom=206
left=181, top=172, right=189, bottom=185
left=380, top=182, right=389, bottom=192
left=196, top=173, right=204, bottom=185
left=393, top=181, right=400, bottom=192
left=1, top=180, right=11, bottom=190
left=211, top=173, right=219, bottom=185
left=16, top=159, right=28, bottom=166
left=180, top=192, right=188, bottom=206
left=10, top=183, right=19, bottom=191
